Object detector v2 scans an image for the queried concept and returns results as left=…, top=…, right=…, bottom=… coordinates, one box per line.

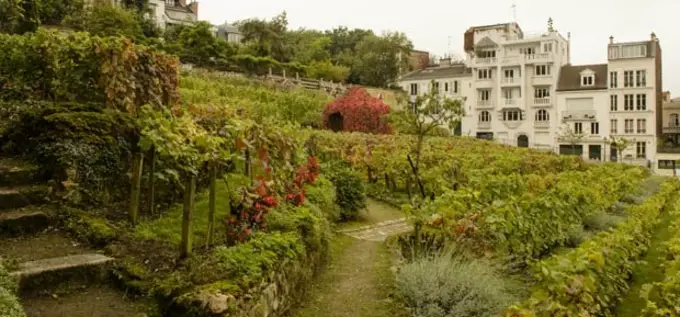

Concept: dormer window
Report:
left=580, top=69, right=595, bottom=87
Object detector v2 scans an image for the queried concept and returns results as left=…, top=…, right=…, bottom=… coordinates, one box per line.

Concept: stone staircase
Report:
left=0, top=157, right=148, bottom=317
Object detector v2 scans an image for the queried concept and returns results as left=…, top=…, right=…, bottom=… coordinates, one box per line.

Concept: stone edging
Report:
left=336, top=218, right=407, bottom=234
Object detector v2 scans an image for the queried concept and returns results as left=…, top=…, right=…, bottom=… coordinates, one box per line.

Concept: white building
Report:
left=657, top=92, right=680, bottom=176
left=398, top=21, right=664, bottom=170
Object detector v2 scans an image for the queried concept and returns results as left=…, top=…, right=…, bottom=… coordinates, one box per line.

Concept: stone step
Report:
left=0, top=185, right=47, bottom=210
left=0, top=208, right=50, bottom=237
left=10, top=253, right=115, bottom=296
left=0, top=158, right=44, bottom=187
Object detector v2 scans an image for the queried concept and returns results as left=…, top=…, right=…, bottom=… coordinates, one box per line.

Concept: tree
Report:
left=353, top=32, right=414, bottom=87
left=283, top=29, right=331, bottom=64
left=235, top=11, right=288, bottom=61
left=168, top=21, right=236, bottom=66
left=64, top=2, right=144, bottom=40
left=323, top=88, right=392, bottom=133
left=557, top=125, right=588, bottom=156
left=0, top=0, right=85, bottom=34
left=392, top=81, right=464, bottom=257
left=609, top=136, right=633, bottom=163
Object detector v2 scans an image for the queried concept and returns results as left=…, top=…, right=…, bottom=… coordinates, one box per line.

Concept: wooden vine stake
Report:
left=180, top=174, right=196, bottom=259
left=207, top=162, right=217, bottom=247
left=147, top=147, right=156, bottom=215
left=129, top=152, right=144, bottom=226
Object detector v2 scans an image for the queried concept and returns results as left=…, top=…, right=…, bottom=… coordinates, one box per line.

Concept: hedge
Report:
left=0, top=262, right=25, bottom=317
left=505, top=179, right=680, bottom=316
left=641, top=195, right=680, bottom=316
left=0, top=28, right=179, bottom=112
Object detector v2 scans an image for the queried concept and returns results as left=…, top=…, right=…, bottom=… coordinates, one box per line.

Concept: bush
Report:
left=322, top=88, right=392, bottom=134
left=305, top=175, right=341, bottom=222
left=0, top=262, right=24, bottom=317
left=306, top=60, right=349, bottom=82
left=64, top=2, right=144, bottom=40
left=327, top=164, right=366, bottom=220
left=583, top=212, right=624, bottom=231
left=396, top=252, right=517, bottom=317
left=0, top=0, right=84, bottom=34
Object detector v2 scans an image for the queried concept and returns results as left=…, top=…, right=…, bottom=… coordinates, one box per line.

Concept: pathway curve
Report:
left=289, top=198, right=409, bottom=317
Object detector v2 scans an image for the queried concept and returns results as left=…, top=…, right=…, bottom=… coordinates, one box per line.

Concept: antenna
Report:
left=511, top=1, right=517, bottom=22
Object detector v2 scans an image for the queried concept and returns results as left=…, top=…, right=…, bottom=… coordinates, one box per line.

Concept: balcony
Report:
left=502, top=98, right=523, bottom=108
left=476, top=100, right=494, bottom=109
left=658, top=145, right=680, bottom=154
left=524, top=53, right=552, bottom=63
left=532, top=76, right=553, bottom=86
left=663, top=125, right=680, bottom=134
left=534, top=121, right=550, bottom=129
left=478, top=121, right=491, bottom=129
left=501, top=56, right=522, bottom=65
left=501, top=77, right=520, bottom=86
left=474, top=57, right=497, bottom=66
left=561, top=110, right=597, bottom=121
left=533, top=98, right=551, bottom=107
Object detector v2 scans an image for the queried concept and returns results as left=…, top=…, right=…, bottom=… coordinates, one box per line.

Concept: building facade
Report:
left=657, top=92, right=680, bottom=176
left=398, top=21, right=665, bottom=171
left=216, top=23, right=244, bottom=44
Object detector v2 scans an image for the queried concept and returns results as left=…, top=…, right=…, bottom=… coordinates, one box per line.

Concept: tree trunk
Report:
left=129, top=152, right=144, bottom=226
left=147, top=147, right=156, bottom=216
left=407, top=154, right=426, bottom=199
left=406, top=175, right=412, bottom=200
left=244, top=149, right=251, bottom=178
left=180, top=175, right=196, bottom=259
left=207, top=163, right=217, bottom=247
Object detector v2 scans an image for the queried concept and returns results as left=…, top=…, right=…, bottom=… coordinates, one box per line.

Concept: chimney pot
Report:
left=651, top=32, right=657, bottom=41
left=609, top=36, right=614, bottom=44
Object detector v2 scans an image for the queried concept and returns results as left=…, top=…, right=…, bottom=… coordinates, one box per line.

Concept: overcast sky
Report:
left=197, top=0, right=678, bottom=95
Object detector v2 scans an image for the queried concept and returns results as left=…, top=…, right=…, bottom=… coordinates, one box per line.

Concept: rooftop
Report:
left=399, top=64, right=472, bottom=81
left=556, top=64, right=608, bottom=92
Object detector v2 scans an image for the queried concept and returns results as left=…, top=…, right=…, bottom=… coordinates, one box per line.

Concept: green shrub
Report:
left=0, top=287, right=25, bottom=317
left=565, top=225, right=590, bottom=248
left=64, top=2, right=144, bottom=40
left=396, top=252, right=516, bottom=317
left=305, top=175, right=341, bottom=222
left=583, top=212, right=624, bottom=231
left=327, top=164, right=367, bottom=220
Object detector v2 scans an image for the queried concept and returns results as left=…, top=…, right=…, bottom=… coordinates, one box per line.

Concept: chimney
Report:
left=189, top=1, right=199, bottom=14
left=651, top=32, right=657, bottom=41
left=609, top=36, right=614, bottom=44
left=439, top=58, right=451, bottom=67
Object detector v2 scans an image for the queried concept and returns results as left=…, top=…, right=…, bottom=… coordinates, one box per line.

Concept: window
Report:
left=444, top=82, right=449, bottom=92
left=535, top=65, right=550, bottom=76
left=609, top=46, right=620, bottom=59
left=591, top=122, right=599, bottom=135
left=479, top=50, right=496, bottom=58
left=624, top=71, right=634, bottom=87
left=582, top=75, right=594, bottom=86
left=503, top=110, right=522, bottom=121
left=671, top=113, right=680, bottom=127
left=543, top=43, right=553, bottom=52
left=636, top=94, right=647, bottom=110
left=636, top=141, right=646, bottom=158
left=622, top=44, right=647, bottom=58
left=478, top=69, right=492, bottom=79
left=433, top=82, right=440, bottom=93
left=611, top=119, right=618, bottom=134
left=637, top=119, right=647, bottom=133
left=504, top=89, right=513, bottom=99
left=636, top=70, right=647, bottom=87
left=658, top=160, right=677, bottom=169
left=453, top=81, right=459, bottom=94
left=479, top=89, right=490, bottom=101
left=504, top=69, right=514, bottom=78
left=535, top=88, right=550, bottom=98
left=610, top=95, right=618, bottom=111
left=625, top=119, right=634, bottom=133
left=165, top=0, right=179, bottom=6
left=536, top=109, right=549, bottom=121
left=624, top=94, right=634, bottom=111
left=574, top=122, right=583, bottom=134
left=410, top=83, right=418, bottom=96
left=521, top=47, right=536, bottom=55
left=479, top=111, right=491, bottom=122
left=610, top=71, right=618, bottom=88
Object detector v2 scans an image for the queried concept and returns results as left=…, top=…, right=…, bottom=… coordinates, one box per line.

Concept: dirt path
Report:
left=290, top=199, right=407, bottom=317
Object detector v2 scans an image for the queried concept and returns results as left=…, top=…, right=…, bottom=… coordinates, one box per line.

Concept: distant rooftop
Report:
left=556, top=64, right=608, bottom=92
left=399, top=63, right=472, bottom=81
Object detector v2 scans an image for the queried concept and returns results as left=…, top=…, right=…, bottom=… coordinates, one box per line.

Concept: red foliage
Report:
left=323, top=88, right=392, bottom=134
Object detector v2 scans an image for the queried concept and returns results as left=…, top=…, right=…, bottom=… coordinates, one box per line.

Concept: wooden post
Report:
left=282, top=69, right=286, bottom=79
left=129, top=152, right=144, bottom=226
left=147, top=147, right=156, bottom=216
left=268, top=67, right=272, bottom=78
left=296, top=72, right=300, bottom=81
left=207, top=163, right=217, bottom=247
left=180, top=174, right=196, bottom=259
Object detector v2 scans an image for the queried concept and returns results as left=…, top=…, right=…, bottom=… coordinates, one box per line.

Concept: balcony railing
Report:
left=658, top=145, right=680, bottom=153
left=663, top=125, right=680, bottom=134
left=534, top=121, right=550, bottom=128
left=534, top=98, right=551, bottom=105
left=503, top=98, right=519, bottom=105
left=475, top=57, right=497, bottom=65
left=525, top=53, right=551, bottom=62
left=477, top=100, right=493, bottom=108
left=561, top=110, right=597, bottom=120
left=478, top=121, right=491, bottom=129
left=501, top=77, right=519, bottom=85
left=501, top=56, right=521, bottom=64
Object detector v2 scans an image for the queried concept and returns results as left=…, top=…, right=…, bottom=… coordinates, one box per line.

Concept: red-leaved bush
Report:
left=323, top=88, right=392, bottom=134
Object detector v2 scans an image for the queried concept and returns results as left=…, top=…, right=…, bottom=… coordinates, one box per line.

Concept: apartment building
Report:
left=657, top=92, right=680, bottom=175
left=398, top=58, right=472, bottom=135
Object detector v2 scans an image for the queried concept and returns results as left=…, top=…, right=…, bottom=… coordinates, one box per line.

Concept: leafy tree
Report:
left=610, top=136, right=633, bottom=162
left=306, top=60, right=349, bottom=82
left=235, top=11, right=288, bottom=61
left=0, top=0, right=84, bottom=34
left=323, top=87, right=392, bottom=134
left=557, top=125, right=588, bottom=156
left=324, top=26, right=374, bottom=57
left=283, top=29, right=331, bottom=64
left=167, top=21, right=236, bottom=67
left=353, top=32, right=414, bottom=87
left=64, top=2, right=144, bottom=40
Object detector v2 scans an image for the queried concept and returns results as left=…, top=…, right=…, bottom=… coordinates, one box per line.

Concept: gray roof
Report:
left=475, top=36, right=498, bottom=47
left=556, top=64, right=608, bottom=91
left=400, top=64, right=472, bottom=81
left=218, top=23, right=241, bottom=34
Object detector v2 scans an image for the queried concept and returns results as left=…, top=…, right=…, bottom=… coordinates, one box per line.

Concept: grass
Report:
left=338, top=198, right=404, bottom=231
left=134, top=181, right=232, bottom=247
left=614, top=199, right=677, bottom=317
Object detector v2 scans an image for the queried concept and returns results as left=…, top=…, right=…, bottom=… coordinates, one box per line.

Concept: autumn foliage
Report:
left=323, top=87, right=392, bottom=134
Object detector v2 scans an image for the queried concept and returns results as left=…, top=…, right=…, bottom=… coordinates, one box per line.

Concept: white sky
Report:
left=197, top=0, right=679, bottom=94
